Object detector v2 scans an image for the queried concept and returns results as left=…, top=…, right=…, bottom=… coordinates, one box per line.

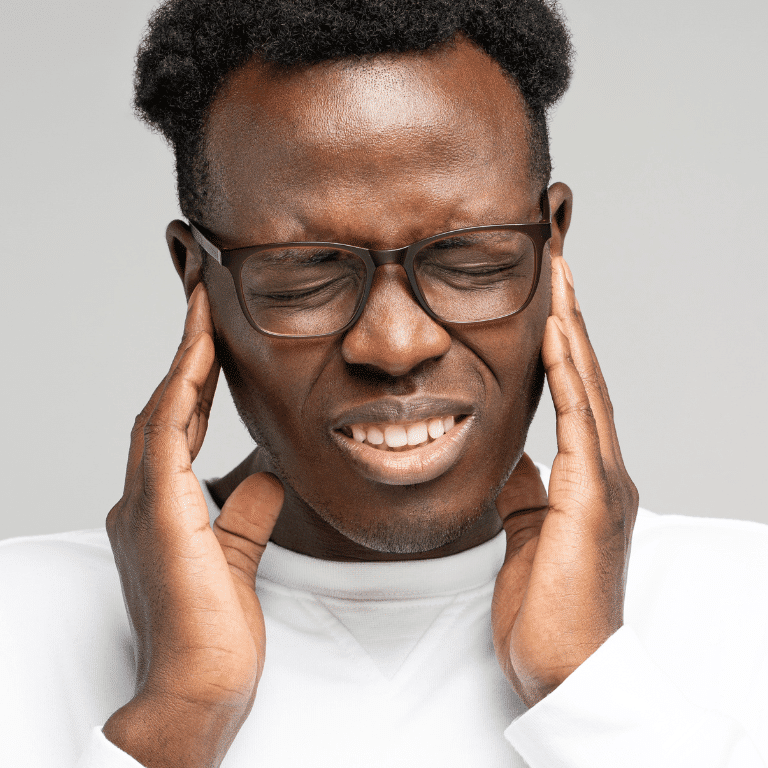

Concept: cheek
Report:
left=499, top=251, right=551, bottom=393
left=206, top=265, right=333, bottom=442
left=449, top=259, right=550, bottom=455
left=456, top=275, right=549, bottom=398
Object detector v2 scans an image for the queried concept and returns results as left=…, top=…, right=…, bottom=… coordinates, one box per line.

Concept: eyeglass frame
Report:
left=188, top=190, right=552, bottom=339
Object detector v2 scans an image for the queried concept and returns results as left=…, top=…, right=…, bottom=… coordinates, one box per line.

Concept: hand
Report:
left=491, top=255, right=639, bottom=708
left=103, top=284, right=284, bottom=768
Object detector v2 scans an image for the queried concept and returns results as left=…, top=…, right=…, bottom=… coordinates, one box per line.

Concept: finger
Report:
left=213, top=473, right=285, bottom=587
left=153, top=283, right=216, bottom=425
left=583, top=328, right=628, bottom=471
left=188, top=353, right=221, bottom=463
left=542, top=313, right=603, bottom=478
left=491, top=455, right=548, bottom=684
left=142, top=329, right=217, bottom=488
left=124, top=284, right=213, bottom=491
left=560, top=261, right=626, bottom=469
left=175, top=284, right=219, bottom=459
left=551, top=257, right=618, bottom=464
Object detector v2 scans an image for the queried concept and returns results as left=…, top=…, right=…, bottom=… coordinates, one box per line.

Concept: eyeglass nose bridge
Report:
left=352, top=244, right=444, bottom=330
left=367, top=246, right=411, bottom=266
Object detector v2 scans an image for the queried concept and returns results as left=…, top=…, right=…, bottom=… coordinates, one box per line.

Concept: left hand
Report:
left=491, top=254, right=639, bottom=708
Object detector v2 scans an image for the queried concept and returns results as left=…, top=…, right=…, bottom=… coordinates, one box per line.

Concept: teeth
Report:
left=384, top=425, right=408, bottom=448
left=344, top=416, right=462, bottom=451
left=427, top=418, right=445, bottom=439
left=406, top=422, right=429, bottom=446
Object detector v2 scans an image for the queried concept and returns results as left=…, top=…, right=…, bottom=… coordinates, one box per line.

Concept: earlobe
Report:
left=546, top=182, right=573, bottom=258
left=166, top=219, right=204, bottom=301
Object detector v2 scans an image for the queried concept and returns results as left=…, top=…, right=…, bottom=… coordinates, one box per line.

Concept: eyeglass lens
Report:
left=238, top=229, right=537, bottom=336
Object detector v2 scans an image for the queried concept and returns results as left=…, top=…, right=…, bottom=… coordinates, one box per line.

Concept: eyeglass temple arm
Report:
left=540, top=187, right=551, bottom=222
left=190, top=224, right=223, bottom=265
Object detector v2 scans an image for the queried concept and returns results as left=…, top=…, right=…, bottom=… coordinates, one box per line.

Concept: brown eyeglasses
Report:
left=189, top=192, right=551, bottom=338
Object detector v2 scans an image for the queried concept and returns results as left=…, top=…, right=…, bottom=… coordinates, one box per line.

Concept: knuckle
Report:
left=131, top=408, right=150, bottom=436
left=583, top=371, right=603, bottom=398
left=142, top=418, right=164, bottom=441
left=142, top=417, right=179, bottom=446
left=627, top=478, right=640, bottom=510
left=200, top=392, right=215, bottom=416
left=105, top=500, right=122, bottom=540
left=602, top=472, right=640, bottom=533
left=555, top=399, right=594, bottom=421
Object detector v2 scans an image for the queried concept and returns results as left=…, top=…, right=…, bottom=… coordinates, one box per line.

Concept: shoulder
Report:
left=627, top=508, right=768, bottom=640
left=0, top=530, right=133, bottom=754
left=0, top=528, right=122, bottom=625
left=623, top=509, right=768, bottom=712
left=627, top=506, right=768, bottom=605
left=536, top=458, right=768, bottom=574
left=0, top=527, right=114, bottom=579
left=632, top=507, right=768, bottom=576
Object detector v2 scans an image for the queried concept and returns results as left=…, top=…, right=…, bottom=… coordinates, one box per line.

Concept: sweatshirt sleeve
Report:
left=75, top=728, right=147, bottom=768
left=504, top=625, right=766, bottom=767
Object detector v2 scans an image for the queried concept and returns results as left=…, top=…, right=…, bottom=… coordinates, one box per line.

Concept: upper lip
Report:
left=331, top=397, right=476, bottom=429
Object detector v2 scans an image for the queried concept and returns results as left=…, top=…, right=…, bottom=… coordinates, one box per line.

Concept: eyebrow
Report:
left=250, top=246, right=353, bottom=264
left=425, top=235, right=486, bottom=249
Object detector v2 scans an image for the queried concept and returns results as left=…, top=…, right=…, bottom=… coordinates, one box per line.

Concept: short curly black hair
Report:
left=134, top=0, right=573, bottom=224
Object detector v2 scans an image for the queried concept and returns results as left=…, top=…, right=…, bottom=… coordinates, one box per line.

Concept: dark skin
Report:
left=191, top=44, right=550, bottom=562
left=104, top=37, right=638, bottom=768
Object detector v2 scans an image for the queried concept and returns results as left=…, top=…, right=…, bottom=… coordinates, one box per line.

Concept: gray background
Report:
left=1, top=0, right=766, bottom=539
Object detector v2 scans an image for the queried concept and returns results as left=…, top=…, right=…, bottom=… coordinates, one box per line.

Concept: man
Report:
left=1, top=1, right=766, bottom=766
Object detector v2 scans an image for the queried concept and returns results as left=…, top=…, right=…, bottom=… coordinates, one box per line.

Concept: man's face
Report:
left=196, top=38, right=553, bottom=559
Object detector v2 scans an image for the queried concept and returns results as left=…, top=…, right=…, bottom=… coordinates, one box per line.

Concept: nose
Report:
left=341, top=264, right=451, bottom=377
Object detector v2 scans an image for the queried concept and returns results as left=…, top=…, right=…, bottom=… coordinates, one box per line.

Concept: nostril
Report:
left=343, top=362, right=401, bottom=386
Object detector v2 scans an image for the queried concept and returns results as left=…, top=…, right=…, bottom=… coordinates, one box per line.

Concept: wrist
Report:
left=103, top=692, right=252, bottom=768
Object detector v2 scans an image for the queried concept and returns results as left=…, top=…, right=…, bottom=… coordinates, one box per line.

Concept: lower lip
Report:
left=331, top=416, right=474, bottom=486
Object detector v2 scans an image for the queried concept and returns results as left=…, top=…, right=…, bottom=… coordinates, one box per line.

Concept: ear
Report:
left=546, top=182, right=573, bottom=258
left=166, top=219, right=204, bottom=302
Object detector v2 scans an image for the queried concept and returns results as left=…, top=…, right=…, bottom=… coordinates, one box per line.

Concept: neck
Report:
left=206, top=449, right=503, bottom=562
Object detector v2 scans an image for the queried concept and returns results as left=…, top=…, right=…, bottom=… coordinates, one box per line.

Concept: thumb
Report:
left=213, top=472, right=284, bottom=587
left=496, top=454, right=548, bottom=530
left=491, top=454, right=549, bottom=685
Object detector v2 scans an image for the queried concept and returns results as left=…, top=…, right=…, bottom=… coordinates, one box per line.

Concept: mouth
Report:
left=338, top=414, right=463, bottom=450
left=331, top=411, right=474, bottom=486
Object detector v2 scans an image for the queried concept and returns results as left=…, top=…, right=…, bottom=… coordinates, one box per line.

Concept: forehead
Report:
left=204, top=37, right=536, bottom=242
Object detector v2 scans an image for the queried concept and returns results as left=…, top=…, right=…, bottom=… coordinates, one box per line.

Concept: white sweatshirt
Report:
left=0, top=465, right=766, bottom=767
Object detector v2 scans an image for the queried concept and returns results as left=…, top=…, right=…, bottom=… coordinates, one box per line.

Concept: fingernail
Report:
left=562, top=259, right=574, bottom=288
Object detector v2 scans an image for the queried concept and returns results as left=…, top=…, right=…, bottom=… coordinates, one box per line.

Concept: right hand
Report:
left=104, top=283, right=284, bottom=768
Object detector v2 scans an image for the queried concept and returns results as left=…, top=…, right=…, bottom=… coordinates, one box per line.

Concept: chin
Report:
left=293, top=446, right=511, bottom=553
left=311, top=493, right=494, bottom=555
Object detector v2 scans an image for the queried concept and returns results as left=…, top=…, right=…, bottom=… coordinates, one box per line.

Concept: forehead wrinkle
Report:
left=205, top=41, right=535, bottom=239
left=210, top=153, right=537, bottom=248
left=264, top=175, right=538, bottom=249
left=210, top=125, right=531, bottom=241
